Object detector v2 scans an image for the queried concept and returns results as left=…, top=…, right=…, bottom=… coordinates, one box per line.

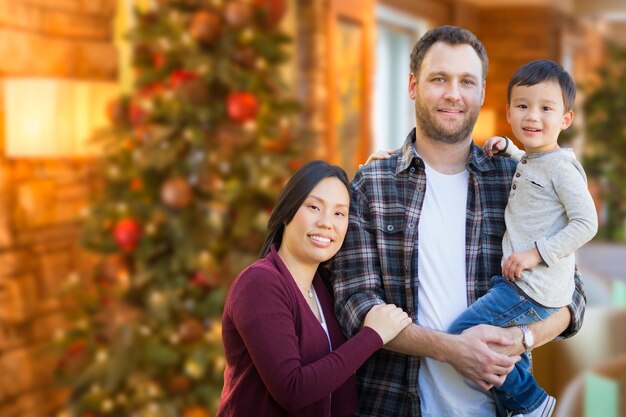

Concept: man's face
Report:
left=409, top=42, right=485, bottom=144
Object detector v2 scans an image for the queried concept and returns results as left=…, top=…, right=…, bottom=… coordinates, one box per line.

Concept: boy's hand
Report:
left=483, top=136, right=507, bottom=158
left=361, top=149, right=394, bottom=167
left=502, top=247, right=542, bottom=281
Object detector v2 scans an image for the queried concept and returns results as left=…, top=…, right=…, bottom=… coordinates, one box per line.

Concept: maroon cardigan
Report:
left=217, top=245, right=383, bottom=417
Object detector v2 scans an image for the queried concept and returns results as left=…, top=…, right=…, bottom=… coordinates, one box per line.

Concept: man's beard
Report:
left=414, top=97, right=480, bottom=144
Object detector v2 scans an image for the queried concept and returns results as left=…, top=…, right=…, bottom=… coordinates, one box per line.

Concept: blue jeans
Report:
left=448, top=276, right=559, bottom=414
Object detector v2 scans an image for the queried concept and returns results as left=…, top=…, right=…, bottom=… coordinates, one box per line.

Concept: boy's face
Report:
left=506, top=80, right=573, bottom=154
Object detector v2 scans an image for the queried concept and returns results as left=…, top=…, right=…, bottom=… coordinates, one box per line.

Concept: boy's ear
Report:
left=505, top=104, right=511, bottom=124
left=561, top=111, right=574, bottom=130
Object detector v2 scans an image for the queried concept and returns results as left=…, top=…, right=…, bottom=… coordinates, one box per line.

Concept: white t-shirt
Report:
left=417, top=163, right=495, bottom=417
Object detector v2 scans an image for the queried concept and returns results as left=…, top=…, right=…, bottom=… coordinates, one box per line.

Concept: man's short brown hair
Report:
left=410, top=25, right=489, bottom=79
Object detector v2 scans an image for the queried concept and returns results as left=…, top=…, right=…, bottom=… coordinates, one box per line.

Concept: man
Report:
left=331, top=25, right=585, bottom=417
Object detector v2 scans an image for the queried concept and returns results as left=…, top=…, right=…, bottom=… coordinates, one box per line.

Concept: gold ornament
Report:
left=160, top=177, right=193, bottom=209
left=223, top=1, right=253, bottom=29
left=178, top=317, right=205, bottom=344
left=100, top=399, right=114, bottom=412
left=181, top=405, right=211, bottom=417
left=189, top=10, right=222, bottom=45
left=184, top=359, right=204, bottom=379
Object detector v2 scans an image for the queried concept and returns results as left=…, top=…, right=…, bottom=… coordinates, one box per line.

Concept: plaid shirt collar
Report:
left=396, top=128, right=498, bottom=175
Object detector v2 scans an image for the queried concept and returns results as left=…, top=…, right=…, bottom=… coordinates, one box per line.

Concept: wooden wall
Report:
left=0, top=1, right=116, bottom=416
left=478, top=7, right=571, bottom=144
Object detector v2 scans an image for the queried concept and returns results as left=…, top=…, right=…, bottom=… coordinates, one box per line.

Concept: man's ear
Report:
left=561, top=111, right=574, bottom=130
left=480, top=80, right=486, bottom=106
left=408, top=73, right=417, bottom=100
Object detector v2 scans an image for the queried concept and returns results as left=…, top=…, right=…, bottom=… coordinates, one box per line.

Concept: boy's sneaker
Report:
left=510, top=395, right=556, bottom=417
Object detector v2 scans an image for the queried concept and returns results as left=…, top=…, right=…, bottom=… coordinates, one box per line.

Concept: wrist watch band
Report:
left=518, top=324, right=535, bottom=351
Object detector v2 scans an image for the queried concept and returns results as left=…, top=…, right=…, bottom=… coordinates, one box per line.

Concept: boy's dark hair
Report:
left=507, top=59, right=576, bottom=112
left=410, top=25, right=489, bottom=79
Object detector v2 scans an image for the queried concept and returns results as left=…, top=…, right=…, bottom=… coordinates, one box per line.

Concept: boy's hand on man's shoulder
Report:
left=361, top=149, right=394, bottom=168
left=483, top=136, right=508, bottom=158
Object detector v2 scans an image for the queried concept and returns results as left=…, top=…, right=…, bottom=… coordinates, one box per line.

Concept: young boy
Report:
left=448, top=59, right=598, bottom=417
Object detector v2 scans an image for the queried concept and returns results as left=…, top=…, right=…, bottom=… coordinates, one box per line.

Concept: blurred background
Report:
left=0, top=0, right=625, bottom=416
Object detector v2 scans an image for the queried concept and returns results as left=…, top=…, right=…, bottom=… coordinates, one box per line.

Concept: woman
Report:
left=217, top=161, right=411, bottom=417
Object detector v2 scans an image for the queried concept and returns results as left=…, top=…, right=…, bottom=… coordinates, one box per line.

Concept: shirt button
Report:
left=522, top=159, right=527, bottom=164
left=410, top=167, right=416, bottom=173
left=515, top=173, right=521, bottom=177
left=387, top=225, right=394, bottom=231
left=417, top=185, right=424, bottom=192
left=408, top=223, right=415, bottom=230
left=512, top=184, right=517, bottom=190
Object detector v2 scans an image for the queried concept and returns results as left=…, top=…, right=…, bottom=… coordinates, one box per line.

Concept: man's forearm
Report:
left=529, top=306, right=571, bottom=349
left=385, top=323, right=451, bottom=359
left=491, top=306, right=571, bottom=356
left=386, top=322, right=520, bottom=390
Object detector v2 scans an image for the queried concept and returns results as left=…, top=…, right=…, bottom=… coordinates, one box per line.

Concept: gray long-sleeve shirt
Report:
left=502, top=146, right=598, bottom=307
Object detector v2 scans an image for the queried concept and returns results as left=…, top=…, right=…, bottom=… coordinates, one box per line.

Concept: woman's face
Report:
left=281, top=177, right=350, bottom=267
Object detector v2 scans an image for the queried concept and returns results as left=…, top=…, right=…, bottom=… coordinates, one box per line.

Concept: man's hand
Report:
left=502, top=247, right=542, bottom=281
left=483, top=136, right=507, bottom=158
left=444, top=324, right=521, bottom=391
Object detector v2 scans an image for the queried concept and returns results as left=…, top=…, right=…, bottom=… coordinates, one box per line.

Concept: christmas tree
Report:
left=583, top=43, right=626, bottom=240
left=55, top=1, right=303, bottom=416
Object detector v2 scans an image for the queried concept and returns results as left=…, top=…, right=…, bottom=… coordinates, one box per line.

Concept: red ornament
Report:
left=66, top=339, right=87, bottom=358
left=113, top=218, right=142, bottom=252
left=226, top=92, right=260, bottom=123
left=160, top=177, right=193, bottom=209
left=129, top=100, right=146, bottom=127
left=153, top=52, right=166, bottom=69
left=139, top=82, right=166, bottom=97
left=169, top=69, right=198, bottom=89
left=253, top=0, right=286, bottom=28
left=288, top=157, right=305, bottom=171
left=189, top=10, right=222, bottom=45
left=130, top=178, right=143, bottom=191
left=191, top=271, right=218, bottom=290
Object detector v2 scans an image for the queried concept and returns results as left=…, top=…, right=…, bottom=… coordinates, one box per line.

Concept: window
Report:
left=373, top=5, right=426, bottom=151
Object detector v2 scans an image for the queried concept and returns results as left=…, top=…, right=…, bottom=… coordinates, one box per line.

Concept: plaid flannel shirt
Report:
left=331, top=129, right=586, bottom=417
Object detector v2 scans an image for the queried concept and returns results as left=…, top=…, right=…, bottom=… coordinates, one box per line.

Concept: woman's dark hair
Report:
left=259, top=160, right=350, bottom=258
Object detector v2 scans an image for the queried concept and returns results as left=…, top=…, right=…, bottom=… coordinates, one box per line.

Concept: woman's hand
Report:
left=363, top=304, right=412, bottom=344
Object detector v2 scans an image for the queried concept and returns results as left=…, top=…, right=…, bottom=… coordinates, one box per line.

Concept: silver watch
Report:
left=517, top=324, right=535, bottom=351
